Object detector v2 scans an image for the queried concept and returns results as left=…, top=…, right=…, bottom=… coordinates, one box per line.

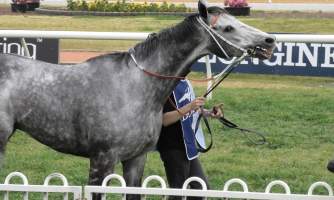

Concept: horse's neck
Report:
left=133, top=17, right=209, bottom=104
left=136, top=22, right=207, bottom=75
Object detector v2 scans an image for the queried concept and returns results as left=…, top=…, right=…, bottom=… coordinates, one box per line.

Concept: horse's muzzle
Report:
left=250, top=46, right=275, bottom=60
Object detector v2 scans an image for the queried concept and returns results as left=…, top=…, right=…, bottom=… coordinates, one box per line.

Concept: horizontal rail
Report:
left=1, top=30, right=334, bottom=43
left=84, top=174, right=334, bottom=200
left=84, top=186, right=334, bottom=200
left=274, top=34, right=334, bottom=43
left=0, top=30, right=149, bottom=40
left=0, top=185, right=82, bottom=193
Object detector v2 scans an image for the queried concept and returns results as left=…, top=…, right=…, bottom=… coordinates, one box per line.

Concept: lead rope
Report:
left=194, top=51, right=269, bottom=151
left=194, top=18, right=251, bottom=151
left=202, top=52, right=248, bottom=98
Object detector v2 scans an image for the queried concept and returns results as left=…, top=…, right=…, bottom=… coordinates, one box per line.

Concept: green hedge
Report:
left=67, top=0, right=191, bottom=13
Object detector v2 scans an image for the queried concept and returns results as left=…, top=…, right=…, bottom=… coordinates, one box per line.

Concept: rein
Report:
left=218, top=117, right=267, bottom=145
left=194, top=52, right=268, bottom=151
left=202, top=53, right=248, bottom=98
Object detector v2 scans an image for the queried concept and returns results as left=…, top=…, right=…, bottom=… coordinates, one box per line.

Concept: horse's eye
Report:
left=224, top=25, right=234, bottom=33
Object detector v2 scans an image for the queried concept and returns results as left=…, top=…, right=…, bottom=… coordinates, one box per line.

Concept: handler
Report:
left=157, top=79, right=223, bottom=200
left=327, top=160, right=334, bottom=173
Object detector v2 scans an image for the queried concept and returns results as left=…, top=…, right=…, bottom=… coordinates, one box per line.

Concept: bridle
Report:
left=129, top=15, right=254, bottom=84
left=196, top=16, right=250, bottom=60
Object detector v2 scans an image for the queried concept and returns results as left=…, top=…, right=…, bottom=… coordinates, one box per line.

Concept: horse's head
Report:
left=198, top=0, right=276, bottom=59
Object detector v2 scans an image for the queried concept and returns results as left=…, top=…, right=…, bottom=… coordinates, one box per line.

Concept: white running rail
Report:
left=1, top=30, right=334, bottom=43
left=0, top=172, right=82, bottom=200
left=1, top=172, right=333, bottom=200
left=84, top=173, right=334, bottom=200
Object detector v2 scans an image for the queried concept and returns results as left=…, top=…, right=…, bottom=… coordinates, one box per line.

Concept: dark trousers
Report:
left=159, top=149, right=209, bottom=200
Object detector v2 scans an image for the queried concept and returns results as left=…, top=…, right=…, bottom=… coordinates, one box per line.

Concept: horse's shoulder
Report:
left=84, top=52, right=131, bottom=75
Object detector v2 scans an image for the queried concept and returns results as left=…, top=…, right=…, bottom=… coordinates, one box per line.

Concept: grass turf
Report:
left=0, top=73, right=333, bottom=196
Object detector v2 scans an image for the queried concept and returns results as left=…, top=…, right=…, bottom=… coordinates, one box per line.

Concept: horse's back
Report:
left=0, top=53, right=155, bottom=158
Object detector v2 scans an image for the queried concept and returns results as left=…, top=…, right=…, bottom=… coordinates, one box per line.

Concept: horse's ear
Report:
left=198, top=0, right=208, bottom=20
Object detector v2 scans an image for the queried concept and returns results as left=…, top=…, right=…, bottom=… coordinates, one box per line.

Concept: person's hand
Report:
left=210, top=103, right=224, bottom=118
left=189, top=97, right=206, bottom=111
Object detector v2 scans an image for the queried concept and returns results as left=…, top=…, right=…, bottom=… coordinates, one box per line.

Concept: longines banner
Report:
left=0, top=38, right=59, bottom=64
left=192, top=41, right=334, bottom=77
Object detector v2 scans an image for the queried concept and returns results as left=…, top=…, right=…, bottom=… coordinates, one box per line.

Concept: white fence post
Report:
left=100, top=174, right=127, bottom=200
left=4, top=172, right=29, bottom=200
left=142, top=175, right=167, bottom=200
left=265, top=180, right=291, bottom=194
left=205, top=55, right=213, bottom=100
left=20, top=38, right=31, bottom=58
left=308, top=181, right=334, bottom=196
left=223, top=178, right=249, bottom=192
left=182, top=177, right=208, bottom=200
left=43, top=173, right=69, bottom=200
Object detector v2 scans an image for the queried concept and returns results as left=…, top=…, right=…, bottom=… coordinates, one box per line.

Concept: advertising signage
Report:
left=192, top=41, right=334, bottom=77
left=0, top=37, right=59, bottom=64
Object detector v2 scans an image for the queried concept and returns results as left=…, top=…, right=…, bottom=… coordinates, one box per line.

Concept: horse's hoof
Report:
left=327, top=160, right=334, bottom=173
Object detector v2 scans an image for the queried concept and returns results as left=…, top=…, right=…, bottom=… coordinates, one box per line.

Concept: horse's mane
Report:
left=85, top=15, right=200, bottom=63
left=133, top=14, right=201, bottom=58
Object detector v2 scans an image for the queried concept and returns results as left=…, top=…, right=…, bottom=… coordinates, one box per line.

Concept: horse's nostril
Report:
left=265, top=37, right=275, bottom=44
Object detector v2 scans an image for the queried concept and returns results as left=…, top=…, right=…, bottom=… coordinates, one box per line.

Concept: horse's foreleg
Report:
left=0, top=117, right=14, bottom=168
left=89, top=151, right=118, bottom=200
left=0, top=141, right=5, bottom=167
left=122, top=153, right=147, bottom=200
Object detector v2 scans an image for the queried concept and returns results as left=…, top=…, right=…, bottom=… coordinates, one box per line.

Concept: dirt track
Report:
left=0, top=5, right=12, bottom=14
left=60, top=51, right=105, bottom=63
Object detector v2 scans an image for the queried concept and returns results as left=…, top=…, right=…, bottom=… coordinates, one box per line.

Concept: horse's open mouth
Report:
left=250, top=46, right=274, bottom=60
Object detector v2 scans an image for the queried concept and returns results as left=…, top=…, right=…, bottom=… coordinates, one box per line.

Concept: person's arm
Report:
left=162, top=97, right=206, bottom=127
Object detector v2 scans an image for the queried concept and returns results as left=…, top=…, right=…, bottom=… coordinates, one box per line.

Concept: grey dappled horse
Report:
left=0, top=1, right=275, bottom=199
